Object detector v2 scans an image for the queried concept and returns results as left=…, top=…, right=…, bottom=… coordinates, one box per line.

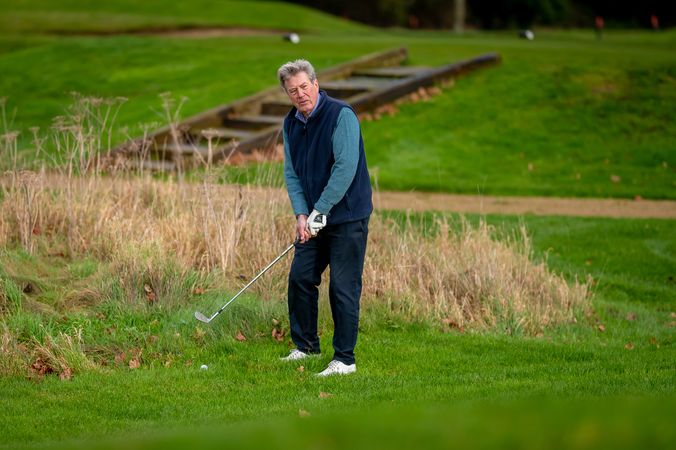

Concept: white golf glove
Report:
left=307, top=209, right=327, bottom=237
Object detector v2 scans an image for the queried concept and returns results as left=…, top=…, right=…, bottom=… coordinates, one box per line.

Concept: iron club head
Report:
left=194, top=311, right=211, bottom=323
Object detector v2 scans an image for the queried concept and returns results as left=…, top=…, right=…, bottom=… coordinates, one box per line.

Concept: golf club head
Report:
left=194, top=311, right=211, bottom=323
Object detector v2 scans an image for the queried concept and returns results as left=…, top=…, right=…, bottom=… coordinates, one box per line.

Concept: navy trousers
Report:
left=287, top=217, right=369, bottom=365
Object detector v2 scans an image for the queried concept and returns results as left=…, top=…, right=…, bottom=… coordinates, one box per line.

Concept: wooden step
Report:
left=353, top=66, right=431, bottom=78
left=326, top=76, right=400, bottom=90
left=128, top=159, right=177, bottom=172
left=189, top=127, right=254, bottom=142
left=222, top=115, right=284, bottom=130
left=260, top=101, right=293, bottom=116
left=319, top=82, right=370, bottom=99
left=112, top=48, right=501, bottom=172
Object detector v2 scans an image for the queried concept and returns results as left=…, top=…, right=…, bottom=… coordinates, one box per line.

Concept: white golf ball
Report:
left=289, top=33, right=300, bottom=44
left=200, top=364, right=208, bottom=370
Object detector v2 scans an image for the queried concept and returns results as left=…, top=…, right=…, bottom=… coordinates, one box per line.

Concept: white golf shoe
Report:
left=316, top=360, right=356, bottom=377
left=280, top=349, right=312, bottom=361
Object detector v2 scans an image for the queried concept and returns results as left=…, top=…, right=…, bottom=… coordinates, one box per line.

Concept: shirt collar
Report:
left=295, top=91, right=323, bottom=124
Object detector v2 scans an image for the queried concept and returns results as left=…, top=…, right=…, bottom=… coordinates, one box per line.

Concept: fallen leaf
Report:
left=114, top=352, right=126, bottom=365
left=298, top=409, right=311, bottom=417
left=297, top=365, right=305, bottom=373
left=144, top=284, right=156, bottom=303
left=671, top=312, right=676, bottom=319
left=624, top=342, right=634, bottom=350
left=626, top=312, right=636, bottom=321
left=60, top=367, right=72, bottom=380
left=319, top=392, right=333, bottom=399
left=272, top=327, right=285, bottom=342
left=184, top=359, right=193, bottom=367
left=30, top=358, right=55, bottom=376
left=193, top=287, right=205, bottom=295
left=441, top=318, right=465, bottom=333
left=610, top=175, right=621, bottom=183
left=235, top=330, right=247, bottom=342
left=597, top=324, right=606, bottom=332
left=129, top=358, right=140, bottom=369
left=649, top=337, right=658, bottom=346
left=272, top=318, right=280, bottom=326
left=528, top=163, right=534, bottom=171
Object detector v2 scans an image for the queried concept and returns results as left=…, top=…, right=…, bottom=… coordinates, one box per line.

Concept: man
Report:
left=277, top=59, right=372, bottom=377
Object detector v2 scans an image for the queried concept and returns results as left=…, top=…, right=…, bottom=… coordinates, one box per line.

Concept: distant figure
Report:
left=595, top=16, right=604, bottom=41
left=518, top=29, right=535, bottom=41
left=650, top=15, right=660, bottom=31
left=408, top=15, right=420, bottom=29
left=283, top=33, right=300, bottom=44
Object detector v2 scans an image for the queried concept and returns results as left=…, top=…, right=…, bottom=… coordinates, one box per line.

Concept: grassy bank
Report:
left=1, top=5, right=674, bottom=198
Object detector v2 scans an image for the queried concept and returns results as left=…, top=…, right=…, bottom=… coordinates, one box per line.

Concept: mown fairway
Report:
left=0, top=1, right=674, bottom=449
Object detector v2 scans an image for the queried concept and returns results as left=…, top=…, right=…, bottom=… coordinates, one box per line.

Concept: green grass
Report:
left=1, top=213, right=674, bottom=449
left=0, top=0, right=367, bottom=35
left=361, top=31, right=676, bottom=199
left=1, top=327, right=674, bottom=450
left=0, top=6, right=674, bottom=198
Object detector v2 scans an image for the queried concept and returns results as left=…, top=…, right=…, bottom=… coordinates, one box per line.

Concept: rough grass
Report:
left=1, top=169, right=589, bottom=327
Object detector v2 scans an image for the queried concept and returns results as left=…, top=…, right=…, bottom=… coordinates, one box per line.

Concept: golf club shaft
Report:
left=207, top=240, right=297, bottom=321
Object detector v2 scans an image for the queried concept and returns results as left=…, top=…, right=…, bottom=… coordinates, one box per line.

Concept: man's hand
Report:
left=296, top=215, right=310, bottom=243
left=307, top=209, right=327, bottom=237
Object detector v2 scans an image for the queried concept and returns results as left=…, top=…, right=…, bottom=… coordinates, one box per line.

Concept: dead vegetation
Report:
left=0, top=169, right=590, bottom=333
left=0, top=95, right=591, bottom=378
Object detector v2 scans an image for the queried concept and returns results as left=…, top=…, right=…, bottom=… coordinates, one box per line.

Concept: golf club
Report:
left=194, top=239, right=298, bottom=324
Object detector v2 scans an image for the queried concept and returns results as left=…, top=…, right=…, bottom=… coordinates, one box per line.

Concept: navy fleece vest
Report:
left=284, top=92, right=373, bottom=225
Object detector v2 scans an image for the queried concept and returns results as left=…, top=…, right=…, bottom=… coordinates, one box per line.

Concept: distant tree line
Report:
left=286, top=0, right=674, bottom=29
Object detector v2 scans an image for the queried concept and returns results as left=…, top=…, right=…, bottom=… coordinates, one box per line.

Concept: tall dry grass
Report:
left=0, top=95, right=590, bottom=341
left=0, top=170, right=590, bottom=334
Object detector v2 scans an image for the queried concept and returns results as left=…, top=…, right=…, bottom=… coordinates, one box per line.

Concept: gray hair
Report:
left=277, top=59, right=317, bottom=88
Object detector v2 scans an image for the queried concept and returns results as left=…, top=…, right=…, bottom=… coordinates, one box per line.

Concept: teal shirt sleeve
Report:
left=314, top=108, right=360, bottom=215
left=283, top=128, right=309, bottom=216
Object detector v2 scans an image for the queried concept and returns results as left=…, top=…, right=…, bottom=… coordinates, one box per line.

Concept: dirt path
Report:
left=373, top=191, right=676, bottom=219
left=250, top=186, right=675, bottom=219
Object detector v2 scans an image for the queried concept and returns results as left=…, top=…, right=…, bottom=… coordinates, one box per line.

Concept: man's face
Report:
left=284, top=72, right=319, bottom=117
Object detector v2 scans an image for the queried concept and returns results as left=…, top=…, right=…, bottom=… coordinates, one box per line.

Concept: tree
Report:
left=454, top=0, right=466, bottom=33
